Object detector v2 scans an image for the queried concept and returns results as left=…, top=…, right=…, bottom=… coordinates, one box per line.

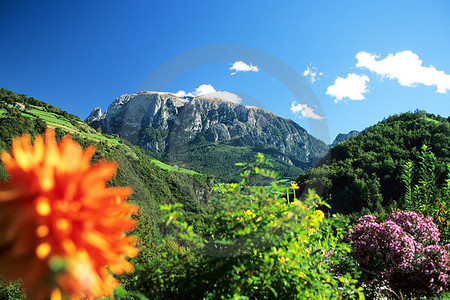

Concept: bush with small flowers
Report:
left=348, top=211, right=450, bottom=297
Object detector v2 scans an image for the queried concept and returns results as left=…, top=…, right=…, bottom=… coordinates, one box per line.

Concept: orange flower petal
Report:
left=0, top=129, right=138, bottom=298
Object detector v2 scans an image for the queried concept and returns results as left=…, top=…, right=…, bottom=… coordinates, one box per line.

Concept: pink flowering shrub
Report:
left=348, top=211, right=450, bottom=296
left=387, top=211, right=440, bottom=245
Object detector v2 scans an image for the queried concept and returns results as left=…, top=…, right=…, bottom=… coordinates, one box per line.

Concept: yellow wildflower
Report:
left=290, top=183, right=299, bottom=190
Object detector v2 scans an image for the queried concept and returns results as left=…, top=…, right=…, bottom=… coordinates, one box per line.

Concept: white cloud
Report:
left=175, top=84, right=241, bottom=104
left=230, top=61, right=260, bottom=75
left=174, top=90, right=189, bottom=97
left=356, top=50, right=450, bottom=93
left=290, top=102, right=324, bottom=120
left=303, top=66, right=323, bottom=83
left=326, top=73, right=370, bottom=103
left=194, top=84, right=216, bottom=96
left=204, top=91, right=241, bottom=104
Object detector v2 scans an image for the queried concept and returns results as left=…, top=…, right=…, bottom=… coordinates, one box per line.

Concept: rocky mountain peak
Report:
left=84, top=107, right=102, bottom=124
left=86, top=91, right=329, bottom=171
left=331, top=130, right=360, bottom=147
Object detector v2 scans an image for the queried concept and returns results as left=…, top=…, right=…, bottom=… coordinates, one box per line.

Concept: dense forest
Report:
left=296, top=111, right=450, bottom=214
left=156, top=138, right=306, bottom=184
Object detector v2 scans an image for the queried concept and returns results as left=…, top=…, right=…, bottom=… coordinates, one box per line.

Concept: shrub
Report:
left=121, top=154, right=363, bottom=299
left=402, top=145, right=450, bottom=243
left=0, top=279, right=25, bottom=300
left=348, top=211, right=450, bottom=297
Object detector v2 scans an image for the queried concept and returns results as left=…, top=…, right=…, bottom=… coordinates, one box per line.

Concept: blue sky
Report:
left=1, top=0, right=449, bottom=143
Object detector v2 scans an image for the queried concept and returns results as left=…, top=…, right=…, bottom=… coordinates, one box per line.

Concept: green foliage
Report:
left=402, top=145, right=450, bottom=243
left=141, top=126, right=168, bottom=147
left=121, top=154, right=363, bottom=299
left=0, top=88, right=82, bottom=125
left=297, top=111, right=450, bottom=214
left=0, top=89, right=217, bottom=298
left=0, top=279, right=25, bottom=300
left=0, top=89, right=214, bottom=233
left=0, top=108, right=47, bottom=180
left=164, top=139, right=305, bottom=184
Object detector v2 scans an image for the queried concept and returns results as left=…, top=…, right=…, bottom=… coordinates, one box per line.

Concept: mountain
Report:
left=85, top=106, right=102, bottom=124
left=331, top=130, right=360, bottom=147
left=86, top=91, right=329, bottom=181
left=296, top=111, right=450, bottom=214
left=0, top=87, right=220, bottom=296
left=0, top=87, right=214, bottom=236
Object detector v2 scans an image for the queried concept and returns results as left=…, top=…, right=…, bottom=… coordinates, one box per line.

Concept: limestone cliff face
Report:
left=85, top=107, right=102, bottom=124
left=86, top=91, right=329, bottom=168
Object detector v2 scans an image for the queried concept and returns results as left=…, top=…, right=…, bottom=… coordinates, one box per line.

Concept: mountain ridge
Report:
left=331, top=130, right=360, bottom=147
left=86, top=91, right=329, bottom=180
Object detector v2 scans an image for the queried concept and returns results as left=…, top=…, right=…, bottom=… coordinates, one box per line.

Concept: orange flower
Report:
left=0, top=129, right=138, bottom=299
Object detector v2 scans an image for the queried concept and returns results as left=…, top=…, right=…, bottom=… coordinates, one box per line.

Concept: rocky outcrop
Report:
left=331, top=130, right=360, bottom=147
left=84, top=107, right=102, bottom=124
left=86, top=91, right=329, bottom=169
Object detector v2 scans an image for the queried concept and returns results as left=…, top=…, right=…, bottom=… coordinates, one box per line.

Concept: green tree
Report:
left=121, top=154, right=363, bottom=299
left=297, top=111, right=450, bottom=214
left=402, top=145, right=450, bottom=243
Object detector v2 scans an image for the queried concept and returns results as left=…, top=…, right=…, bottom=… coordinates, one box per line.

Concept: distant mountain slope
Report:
left=0, top=88, right=214, bottom=237
left=296, top=111, right=450, bottom=214
left=331, top=130, right=360, bottom=147
left=86, top=91, right=329, bottom=181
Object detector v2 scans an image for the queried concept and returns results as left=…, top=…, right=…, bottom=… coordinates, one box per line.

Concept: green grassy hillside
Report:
left=0, top=88, right=214, bottom=238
